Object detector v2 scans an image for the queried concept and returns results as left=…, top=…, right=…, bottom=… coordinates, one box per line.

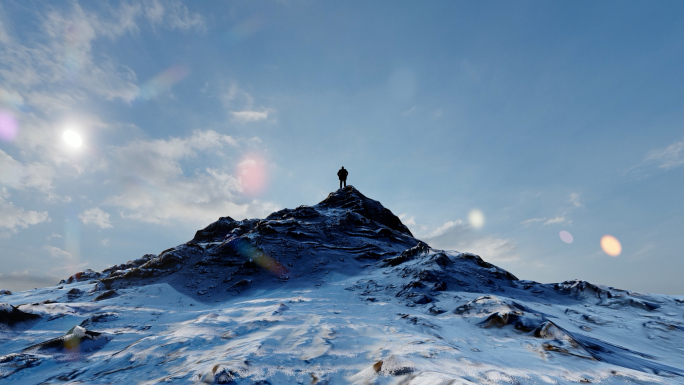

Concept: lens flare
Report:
left=559, top=230, right=574, bottom=244
left=601, top=235, right=622, bottom=257
left=222, top=237, right=288, bottom=277
left=63, top=130, right=83, bottom=148
left=0, top=110, right=18, bottom=141
left=63, top=22, right=88, bottom=80
left=237, top=156, right=268, bottom=196
left=135, top=65, right=189, bottom=102
left=468, top=209, right=485, bottom=229
left=0, top=88, right=25, bottom=111
left=222, top=17, right=263, bottom=46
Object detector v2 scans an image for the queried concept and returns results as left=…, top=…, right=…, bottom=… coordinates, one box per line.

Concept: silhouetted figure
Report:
left=337, top=166, right=348, bottom=189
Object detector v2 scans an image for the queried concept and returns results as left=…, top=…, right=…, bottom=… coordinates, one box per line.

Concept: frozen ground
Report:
left=1, top=187, right=683, bottom=384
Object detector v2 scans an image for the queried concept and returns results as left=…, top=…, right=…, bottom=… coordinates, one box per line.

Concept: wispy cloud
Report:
left=230, top=110, right=271, bottom=123
left=79, top=207, right=113, bottom=229
left=223, top=84, right=275, bottom=124
left=570, top=193, right=583, bottom=208
left=644, top=140, right=684, bottom=170
left=104, top=129, right=277, bottom=225
left=0, top=150, right=55, bottom=193
left=43, top=245, right=72, bottom=259
left=522, top=215, right=570, bottom=227
left=409, top=218, right=518, bottom=263
left=624, top=140, right=684, bottom=177
left=521, top=217, right=545, bottom=226
left=543, top=216, right=568, bottom=226
left=521, top=193, right=580, bottom=227
left=0, top=0, right=206, bottom=161
left=0, top=188, right=50, bottom=234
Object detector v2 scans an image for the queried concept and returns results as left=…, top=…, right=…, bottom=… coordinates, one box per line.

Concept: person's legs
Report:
left=343, top=179, right=346, bottom=187
left=340, top=180, right=343, bottom=189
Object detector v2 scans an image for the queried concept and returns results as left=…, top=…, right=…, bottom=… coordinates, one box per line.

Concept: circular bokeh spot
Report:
left=468, top=209, right=485, bottom=229
left=559, top=230, right=573, bottom=244
left=601, top=234, right=622, bottom=257
left=0, top=110, right=18, bottom=142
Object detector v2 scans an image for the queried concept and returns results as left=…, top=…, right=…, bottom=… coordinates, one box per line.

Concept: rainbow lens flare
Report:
left=223, top=237, right=287, bottom=278
left=135, top=65, right=189, bottom=102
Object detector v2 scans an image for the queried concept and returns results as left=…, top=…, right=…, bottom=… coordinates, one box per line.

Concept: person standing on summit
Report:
left=337, top=166, right=348, bottom=189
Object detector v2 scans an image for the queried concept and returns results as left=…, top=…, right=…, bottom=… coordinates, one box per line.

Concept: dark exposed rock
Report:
left=412, top=294, right=432, bottom=305
left=553, top=280, right=617, bottom=299
left=192, top=216, right=238, bottom=243
left=80, top=312, right=118, bottom=327
left=103, top=254, right=156, bottom=276
left=428, top=305, right=446, bottom=315
left=93, top=290, right=118, bottom=302
left=317, top=186, right=413, bottom=236
left=60, top=269, right=103, bottom=284
left=67, top=288, right=83, bottom=296
left=0, top=304, right=41, bottom=326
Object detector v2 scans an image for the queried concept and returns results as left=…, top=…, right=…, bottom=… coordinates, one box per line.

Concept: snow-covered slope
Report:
left=1, top=186, right=683, bottom=384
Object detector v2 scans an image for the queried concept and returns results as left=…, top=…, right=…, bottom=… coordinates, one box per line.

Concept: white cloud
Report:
left=223, top=84, right=274, bottom=124
left=43, top=245, right=72, bottom=259
left=398, top=213, right=417, bottom=227
left=402, top=106, right=420, bottom=115
left=624, top=140, right=684, bottom=177
left=521, top=217, right=545, bottom=226
left=230, top=110, right=270, bottom=123
left=0, top=15, right=10, bottom=45
left=0, top=0, right=207, bottom=160
left=570, top=193, right=583, bottom=208
left=543, top=216, right=568, bottom=226
left=104, top=130, right=277, bottom=225
left=0, top=150, right=55, bottom=193
left=521, top=193, right=581, bottom=227
left=645, top=140, right=684, bottom=170
left=162, top=1, right=206, bottom=31
left=427, top=219, right=463, bottom=238
left=419, top=219, right=519, bottom=263
left=79, top=207, right=113, bottom=229
left=0, top=188, right=50, bottom=234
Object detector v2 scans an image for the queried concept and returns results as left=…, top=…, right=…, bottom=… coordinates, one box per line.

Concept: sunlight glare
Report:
left=63, top=130, right=83, bottom=148
left=468, top=209, right=485, bottom=229
left=600, top=234, right=622, bottom=257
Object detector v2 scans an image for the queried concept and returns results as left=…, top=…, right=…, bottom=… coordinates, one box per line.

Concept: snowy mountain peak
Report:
left=314, top=186, right=413, bottom=236
left=1, top=188, right=683, bottom=384
left=94, top=186, right=423, bottom=297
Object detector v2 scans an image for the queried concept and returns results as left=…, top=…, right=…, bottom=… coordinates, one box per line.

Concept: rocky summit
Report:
left=1, top=187, right=683, bottom=384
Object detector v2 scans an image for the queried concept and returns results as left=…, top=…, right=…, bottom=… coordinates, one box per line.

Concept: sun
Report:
left=63, top=130, right=83, bottom=148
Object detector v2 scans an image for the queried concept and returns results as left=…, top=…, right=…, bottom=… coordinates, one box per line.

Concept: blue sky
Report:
left=0, top=1, right=682, bottom=294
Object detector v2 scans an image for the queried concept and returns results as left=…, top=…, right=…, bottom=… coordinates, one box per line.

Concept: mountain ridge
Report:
left=1, top=186, right=683, bottom=384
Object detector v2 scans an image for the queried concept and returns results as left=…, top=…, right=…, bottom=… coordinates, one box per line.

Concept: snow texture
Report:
left=1, top=186, right=683, bottom=384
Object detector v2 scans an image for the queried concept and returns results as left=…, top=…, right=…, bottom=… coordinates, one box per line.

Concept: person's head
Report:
left=341, top=166, right=345, bottom=169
